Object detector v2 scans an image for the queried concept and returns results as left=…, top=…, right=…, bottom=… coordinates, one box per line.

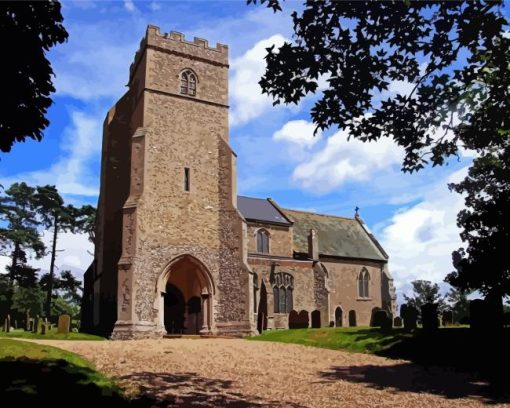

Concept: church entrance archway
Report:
left=157, top=255, right=214, bottom=335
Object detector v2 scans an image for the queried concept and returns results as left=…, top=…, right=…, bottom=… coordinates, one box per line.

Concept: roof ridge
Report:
left=283, top=208, right=355, bottom=222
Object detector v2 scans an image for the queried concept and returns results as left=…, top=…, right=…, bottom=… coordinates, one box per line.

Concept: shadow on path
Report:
left=120, top=371, right=307, bottom=407
left=318, top=362, right=510, bottom=404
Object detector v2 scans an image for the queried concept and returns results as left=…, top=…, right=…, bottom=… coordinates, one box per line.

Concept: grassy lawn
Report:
left=248, top=326, right=412, bottom=354
left=0, top=328, right=105, bottom=341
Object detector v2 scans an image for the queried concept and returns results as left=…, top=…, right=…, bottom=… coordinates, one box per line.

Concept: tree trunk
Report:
left=9, top=242, right=20, bottom=285
left=45, top=215, right=59, bottom=318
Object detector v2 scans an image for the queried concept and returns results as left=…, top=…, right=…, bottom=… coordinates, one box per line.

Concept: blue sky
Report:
left=0, top=0, right=486, bottom=299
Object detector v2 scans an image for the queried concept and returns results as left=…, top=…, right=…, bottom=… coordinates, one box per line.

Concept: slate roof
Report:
left=237, top=196, right=292, bottom=226
left=283, top=209, right=387, bottom=262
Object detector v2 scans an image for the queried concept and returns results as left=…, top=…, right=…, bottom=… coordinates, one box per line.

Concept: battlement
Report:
left=147, top=25, right=228, bottom=53
left=129, top=25, right=228, bottom=81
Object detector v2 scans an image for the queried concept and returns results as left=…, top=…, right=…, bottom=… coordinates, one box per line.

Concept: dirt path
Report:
left=29, top=338, right=507, bottom=407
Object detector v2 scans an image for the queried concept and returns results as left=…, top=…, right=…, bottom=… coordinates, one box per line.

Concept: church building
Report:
left=81, top=26, right=396, bottom=339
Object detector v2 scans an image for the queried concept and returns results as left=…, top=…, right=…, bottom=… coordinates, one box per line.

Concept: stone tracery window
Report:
left=272, top=272, right=294, bottom=313
left=358, top=268, right=370, bottom=298
left=180, top=69, right=197, bottom=96
left=256, top=229, right=269, bottom=254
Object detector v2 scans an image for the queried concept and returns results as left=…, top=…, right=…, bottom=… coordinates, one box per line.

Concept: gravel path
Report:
left=30, top=338, right=508, bottom=407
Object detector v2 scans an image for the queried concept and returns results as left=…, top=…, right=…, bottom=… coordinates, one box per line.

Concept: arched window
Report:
left=180, top=70, right=197, bottom=96
left=256, top=229, right=269, bottom=254
left=272, top=272, right=294, bottom=313
left=358, top=268, right=370, bottom=298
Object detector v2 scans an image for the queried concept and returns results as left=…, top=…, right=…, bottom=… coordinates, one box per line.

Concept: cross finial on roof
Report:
left=355, top=206, right=360, bottom=217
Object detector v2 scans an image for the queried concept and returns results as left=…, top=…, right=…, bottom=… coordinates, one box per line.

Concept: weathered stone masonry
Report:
left=82, top=25, right=396, bottom=339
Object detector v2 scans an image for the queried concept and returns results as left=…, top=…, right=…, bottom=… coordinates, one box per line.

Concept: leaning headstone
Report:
left=57, top=314, right=71, bottom=334
left=393, top=316, right=403, bottom=327
left=421, top=302, right=439, bottom=331
left=32, top=315, right=39, bottom=333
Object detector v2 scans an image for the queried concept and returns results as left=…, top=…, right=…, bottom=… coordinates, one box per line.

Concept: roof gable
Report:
left=283, top=209, right=387, bottom=262
left=237, top=196, right=292, bottom=226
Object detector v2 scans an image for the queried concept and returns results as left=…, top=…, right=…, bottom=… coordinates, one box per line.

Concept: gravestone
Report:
left=373, top=310, right=388, bottom=328
left=401, top=304, right=418, bottom=331
left=32, top=315, right=39, bottom=333
left=40, top=323, right=46, bottom=335
left=297, top=310, right=309, bottom=328
left=441, top=310, right=454, bottom=326
left=57, top=314, right=71, bottom=334
left=421, top=302, right=439, bottom=331
left=311, top=310, right=321, bottom=328
left=393, top=316, right=403, bottom=327
left=26, top=310, right=30, bottom=331
left=288, top=310, right=299, bottom=329
left=3, top=315, right=11, bottom=332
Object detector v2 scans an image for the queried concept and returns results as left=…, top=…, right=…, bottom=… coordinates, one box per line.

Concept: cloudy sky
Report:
left=0, top=0, right=488, bottom=299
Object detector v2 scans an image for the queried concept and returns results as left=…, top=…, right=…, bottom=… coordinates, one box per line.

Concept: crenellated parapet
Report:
left=129, top=25, right=228, bottom=81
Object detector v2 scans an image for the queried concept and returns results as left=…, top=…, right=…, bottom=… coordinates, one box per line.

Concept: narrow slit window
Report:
left=184, top=167, right=190, bottom=191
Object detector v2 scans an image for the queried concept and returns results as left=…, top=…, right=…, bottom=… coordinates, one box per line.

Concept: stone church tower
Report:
left=86, top=26, right=255, bottom=338
left=82, top=25, right=396, bottom=339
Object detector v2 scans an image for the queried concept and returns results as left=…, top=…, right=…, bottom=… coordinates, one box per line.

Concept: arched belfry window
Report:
left=256, top=229, right=269, bottom=254
left=272, top=272, right=294, bottom=313
left=180, top=69, right=197, bottom=96
left=358, top=268, right=370, bottom=298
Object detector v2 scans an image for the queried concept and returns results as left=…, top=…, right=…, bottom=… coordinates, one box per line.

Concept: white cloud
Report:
left=292, top=127, right=404, bottom=194
left=273, top=120, right=322, bottom=147
left=0, top=110, right=101, bottom=197
left=229, top=34, right=288, bottom=126
left=381, top=167, right=468, bottom=298
left=124, top=0, right=137, bottom=13
left=149, top=2, right=161, bottom=11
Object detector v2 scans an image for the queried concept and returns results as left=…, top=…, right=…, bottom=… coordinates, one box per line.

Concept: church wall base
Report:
left=111, top=320, right=164, bottom=340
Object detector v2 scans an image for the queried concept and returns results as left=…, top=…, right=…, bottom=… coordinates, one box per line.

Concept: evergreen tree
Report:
left=0, top=183, right=45, bottom=292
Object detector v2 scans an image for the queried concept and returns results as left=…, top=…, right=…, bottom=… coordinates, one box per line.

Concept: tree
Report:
left=0, top=183, right=45, bottom=289
left=11, top=284, right=45, bottom=317
left=0, top=1, right=68, bottom=152
left=446, top=141, right=510, bottom=300
left=446, top=287, right=471, bottom=323
left=34, top=185, right=95, bottom=317
left=403, top=280, right=447, bottom=314
left=249, top=0, right=509, bottom=171
left=57, top=270, right=82, bottom=304
left=35, top=185, right=80, bottom=317
left=7, top=262, right=39, bottom=289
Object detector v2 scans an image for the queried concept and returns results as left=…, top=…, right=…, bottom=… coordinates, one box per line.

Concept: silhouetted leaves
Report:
left=249, top=0, right=509, bottom=172
left=0, top=1, right=68, bottom=152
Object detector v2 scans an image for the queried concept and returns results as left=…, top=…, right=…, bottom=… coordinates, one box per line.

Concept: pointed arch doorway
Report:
left=157, top=255, right=214, bottom=335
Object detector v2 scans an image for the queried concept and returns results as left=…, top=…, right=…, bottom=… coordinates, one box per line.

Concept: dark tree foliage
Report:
left=249, top=0, right=509, bottom=171
left=0, top=1, right=68, bottom=152
left=446, top=142, right=510, bottom=298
